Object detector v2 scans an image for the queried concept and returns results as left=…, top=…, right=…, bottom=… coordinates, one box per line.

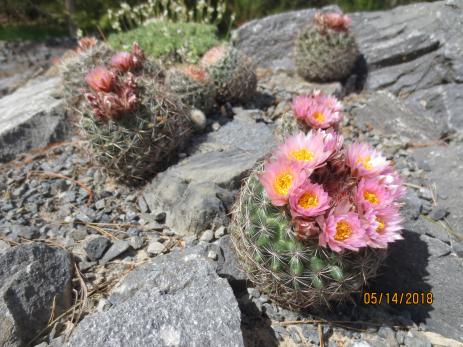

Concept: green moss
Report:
left=108, top=20, right=221, bottom=64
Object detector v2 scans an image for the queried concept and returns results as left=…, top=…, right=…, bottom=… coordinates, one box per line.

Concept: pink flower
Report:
left=291, top=91, right=343, bottom=129
left=200, top=45, right=226, bottom=66
left=293, top=218, right=320, bottom=240
left=346, top=143, right=389, bottom=177
left=131, top=42, right=145, bottom=62
left=180, top=65, right=208, bottom=82
left=274, top=131, right=334, bottom=170
left=378, top=167, right=406, bottom=200
left=77, top=37, right=98, bottom=53
left=319, top=210, right=368, bottom=252
left=85, top=67, right=115, bottom=92
left=258, top=160, right=305, bottom=206
left=315, top=11, right=352, bottom=32
left=355, top=178, right=393, bottom=211
left=289, top=180, right=330, bottom=218
left=111, top=52, right=137, bottom=72
left=363, top=206, right=403, bottom=248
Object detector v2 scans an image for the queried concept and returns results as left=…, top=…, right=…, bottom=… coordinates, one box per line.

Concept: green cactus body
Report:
left=274, top=111, right=308, bottom=142
left=79, top=80, right=192, bottom=184
left=231, top=169, right=385, bottom=309
left=200, top=45, right=257, bottom=104
left=294, top=25, right=359, bottom=82
left=165, top=65, right=216, bottom=114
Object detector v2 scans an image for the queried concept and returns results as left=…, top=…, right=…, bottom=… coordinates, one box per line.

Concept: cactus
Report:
left=294, top=12, right=359, bottom=82
left=79, top=44, right=192, bottom=184
left=231, top=170, right=385, bottom=309
left=230, top=127, right=405, bottom=309
left=200, top=44, right=257, bottom=104
left=165, top=64, right=216, bottom=114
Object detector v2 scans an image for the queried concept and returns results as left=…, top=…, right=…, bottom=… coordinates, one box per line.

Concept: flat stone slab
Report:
left=0, top=76, right=69, bottom=162
left=67, top=246, right=244, bottom=347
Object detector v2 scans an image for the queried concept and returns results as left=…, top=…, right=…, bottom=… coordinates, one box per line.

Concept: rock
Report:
left=99, top=240, right=130, bottom=264
left=232, top=6, right=339, bottom=70
left=0, top=240, right=11, bottom=253
left=0, top=77, right=70, bottom=162
left=83, top=236, right=111, bottom=262
left=199, top=229, right=214, bottom=242
left=0, top=243, right=73, bottom=346
left=143, top=111, right=274, bottom=235
left=345, top=91, right=442, bottom=141
left=67, top=246, right=244, bottom=347
left=216, top=235, right=247, bottom=283
left=8, top=225, right=40, bottom=240
left=128, top=236, right=144, bottom=250
left=146, top=240, right=165, bottom=256
left=215, top=226, right=226, bottom=239
left=429, top=207, right=449, bottom=221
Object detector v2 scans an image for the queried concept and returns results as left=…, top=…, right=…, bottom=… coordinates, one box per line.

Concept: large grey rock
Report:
left=67, top=246, right=244, bottom=347
left=143, top=111, right=274, bottom=235
left=0, top=76, right=69, bottom=162
left=0, top=243, right=73, bottom=346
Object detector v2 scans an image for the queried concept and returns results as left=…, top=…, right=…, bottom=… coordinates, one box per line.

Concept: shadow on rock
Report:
left=342, top=54, right=369, bottom=95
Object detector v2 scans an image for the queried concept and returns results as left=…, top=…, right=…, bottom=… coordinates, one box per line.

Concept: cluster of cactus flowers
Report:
left=231, top=92, right=405, bottom=309
left=79, top=41, right=191, bottom=183
left=294, top=11, right=359, bottom=82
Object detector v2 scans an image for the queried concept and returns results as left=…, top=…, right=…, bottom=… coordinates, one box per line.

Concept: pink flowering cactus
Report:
left=110, top=43, right=146, bottom=72
left=258, top=111, right=404, bottom=252
left=291, top=91, right=343, bottom=129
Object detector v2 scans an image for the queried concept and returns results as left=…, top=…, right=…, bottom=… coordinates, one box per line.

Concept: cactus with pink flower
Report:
left=79, top=43, right=192, bottom=183
left=231, top=97, right=404, bottom=309
left=294, top=11, right=359, bottom=82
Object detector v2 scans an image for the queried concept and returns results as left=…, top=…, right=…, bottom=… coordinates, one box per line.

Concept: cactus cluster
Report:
left=200, top=44, right=257, bottom=104
left=231, top=96, right=404, bottom=309
left=79, top=42, right=192, bottom=183
left=294, top=12, right=359, bottom=82
left=165, top=64, right=216, bottom=113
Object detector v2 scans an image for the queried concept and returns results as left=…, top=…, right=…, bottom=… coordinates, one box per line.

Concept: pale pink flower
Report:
left=363, top=206, right=403, bottom=248
left=319, top=210, right=368, bottom=252
left=258, top=160, right=305, bottom=206
left=346, top=143, right=389, bottom=177
left=292, top=91, right=343, bottom=129
left=378, top=167, right=406, bottom=200
left=180, top=65, right=208, bottom=82
left=289, top=180, right=330, bottom=218
left=77, top=37, right=98, bottom=53
left=85, top=66, right=115, bottom=92
left=274, top=131, right=334, bottom=170
left=315, top=11, right=352, bottom=32
left=320, top=129, right=344, bottom=154
left=355, top=178, right=393, bottom=211
left=131, top=42, right=145, bottom=62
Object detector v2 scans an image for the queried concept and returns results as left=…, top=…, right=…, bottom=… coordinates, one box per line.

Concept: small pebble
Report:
left=214, top=226, right=226, bottom=239
left=147, top=240, right=165, bottom=255
left=200, top=229, right=214, bottom=242
left=207, top=250, right=218, bottom=260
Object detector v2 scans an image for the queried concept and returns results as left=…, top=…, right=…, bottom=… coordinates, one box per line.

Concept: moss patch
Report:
left=108, top=20, right=221, bottom=64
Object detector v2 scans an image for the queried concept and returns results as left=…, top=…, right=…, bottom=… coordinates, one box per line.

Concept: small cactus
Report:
left=294, top=12, right=359, bottom=82
left=79, top=44, right=192, bottom=184
left=165, top=64, right=216, bottom=114
left=200, top=44, right=257, bottom=104
left=230, top=128, right=404, bottom=309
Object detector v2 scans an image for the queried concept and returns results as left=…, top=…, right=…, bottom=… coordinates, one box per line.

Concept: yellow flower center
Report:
left=376, top=217, right=385, bottom=233
left=334, top=220, right=352, bottom=241
left=356, top=156, right=373, bottom=171
left=298, top=192, right=319, bottom=209
left=312, top=111, right=326, bottom=123
left=290, top=149, right=314, bottom=161
left=363, top=191, right=380, bottom=204
left=274, top=173, right=293, bottom=195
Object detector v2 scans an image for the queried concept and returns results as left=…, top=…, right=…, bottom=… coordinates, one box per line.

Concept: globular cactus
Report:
left=294, top=12, right=359, bottom=82
left=165, top=64, right=216, bottom=114
left=230, top=128, right=405, bottom=309
left=200, top=44, right=257, bottom=104
left=79, top=44, right=192, bottom=184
